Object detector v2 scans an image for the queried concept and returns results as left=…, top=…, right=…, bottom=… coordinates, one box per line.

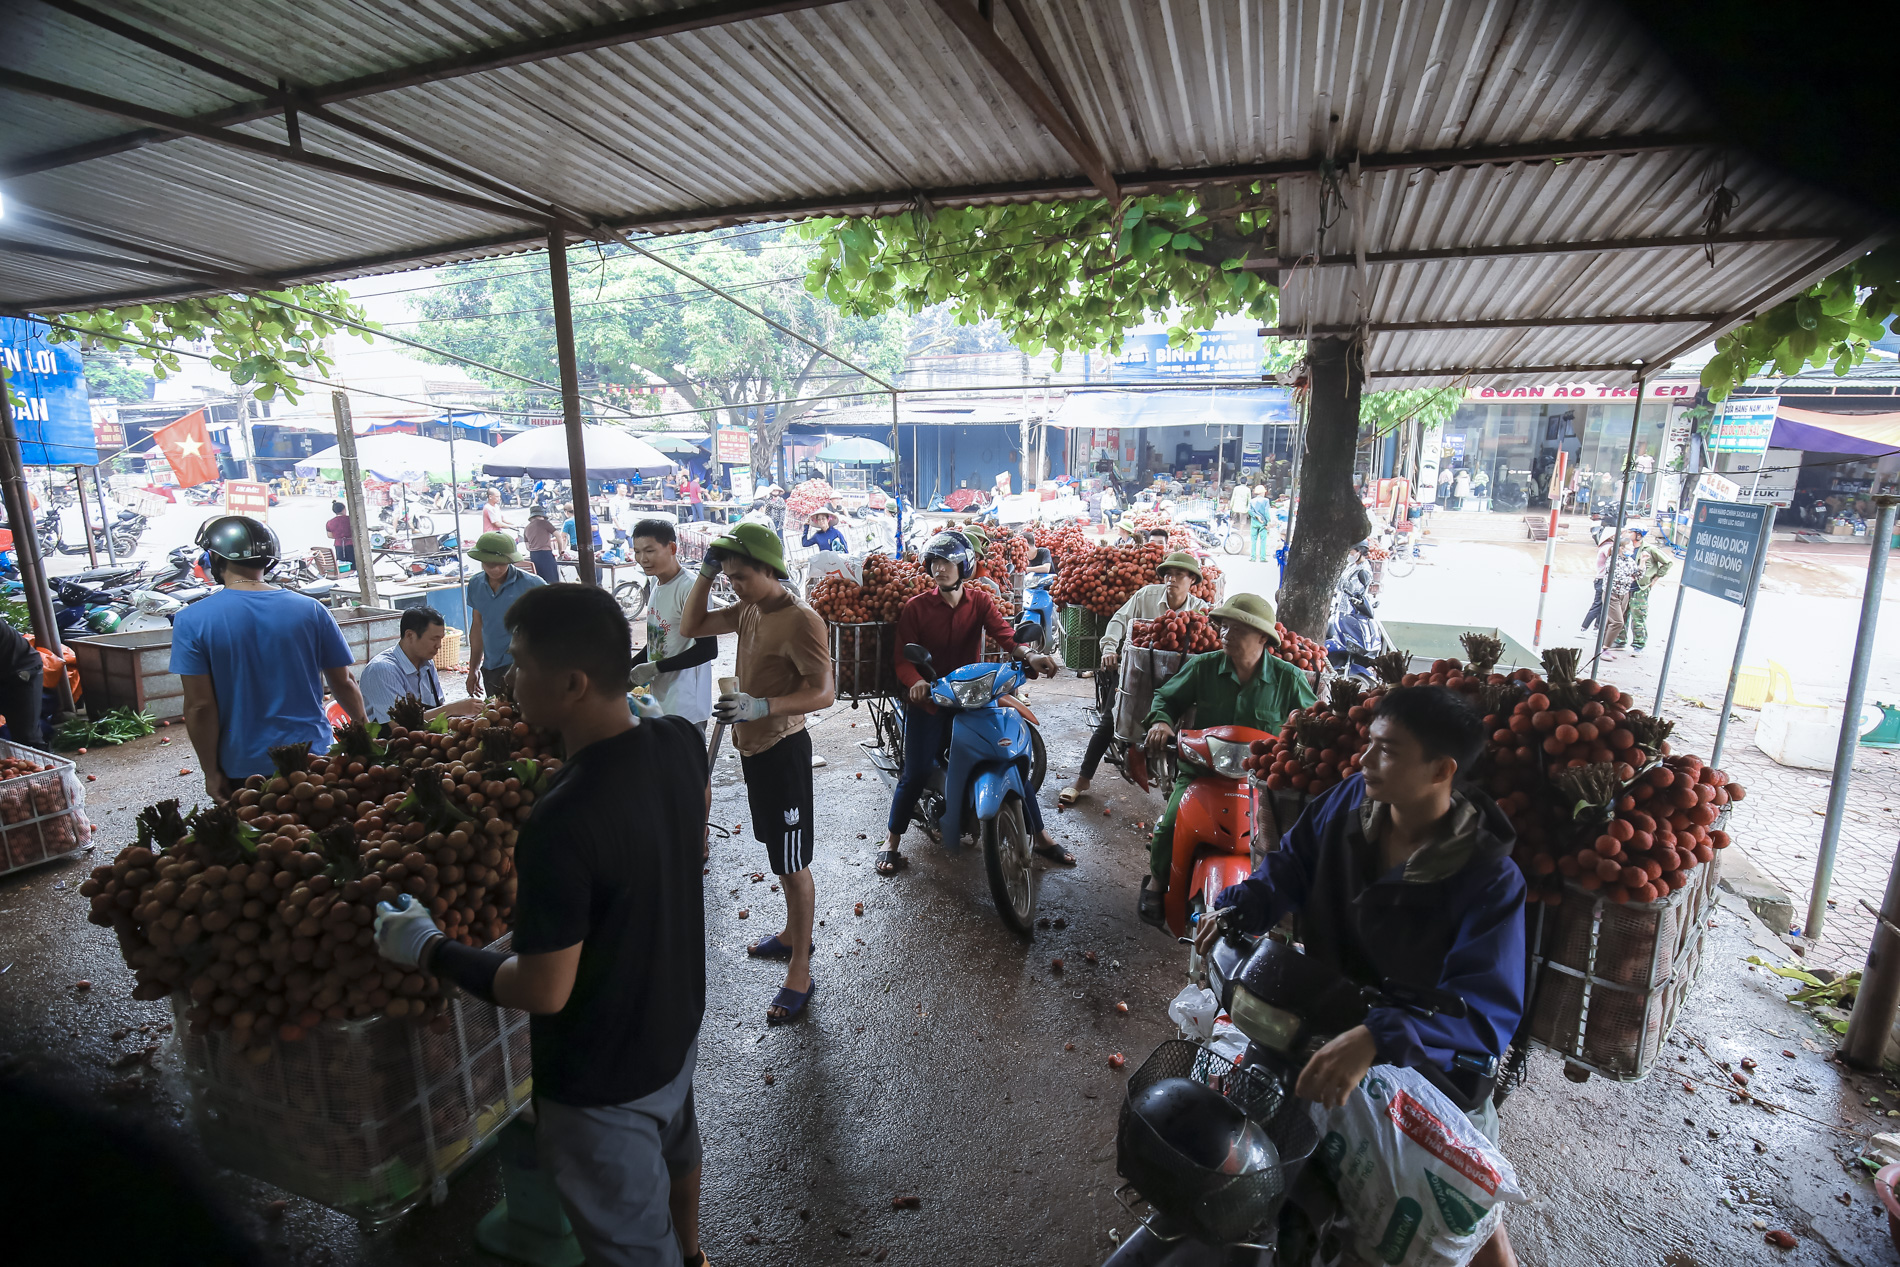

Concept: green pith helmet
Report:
left=467, top=531, right=527, bottom=564
left=709, top=521, right=788, bottom=579
left=1207, top=593, right=1281, bottom=645
left=1156, top=551, right=1202, bottom=581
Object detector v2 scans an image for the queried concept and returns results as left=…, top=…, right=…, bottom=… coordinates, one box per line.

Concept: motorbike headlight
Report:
left=1228, top=983, right=1302, bottom=1053
left=951, top=670, right=998, bottom=708
left=1204, top=736, right=1251, bottom=779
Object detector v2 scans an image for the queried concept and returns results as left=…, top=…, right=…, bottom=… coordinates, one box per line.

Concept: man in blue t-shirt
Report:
left=171, top=516, right=367, bottom=802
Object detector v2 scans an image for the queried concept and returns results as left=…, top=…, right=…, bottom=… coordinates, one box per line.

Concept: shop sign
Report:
left=92, top=402, right=125, bottom=450
left=1708, top=397, right=1778, bottom=454
left=727, top=466, right=753, bottom=501
left=1682, top=499, right=1768, bottom=605
left=1463, top=382, right=1696, bottom=402
left=1111, top=330, right=1262, bottom=379
left=1417, top=421, right=1443, bottom=503
left=715, top=428, right=751, bottom=463
left=1693, top=471, right=1741, bottom=503
left=0, top=316, right=100, bottom=464
left=225, top=480, right=270, bottom=519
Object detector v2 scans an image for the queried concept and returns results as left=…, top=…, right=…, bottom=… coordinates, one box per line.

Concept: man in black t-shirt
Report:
left=374, top=584, right=709, bottom=1267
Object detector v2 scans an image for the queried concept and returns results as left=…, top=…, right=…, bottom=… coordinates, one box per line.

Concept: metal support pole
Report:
left=446, top=411, right=465, bottom=587
left=891, top=392, right=903, bottom=552
left=1805, top=494, right=1900, bottom=942
left=1590, top=379, right=1645, bottom=681
left=0, top=372, right=71, bottom=714
left=330, top=392, right=380, bottom=609
left=74, top=466, right=98, bottom=570
left=1651, top=572, right=1691, bottom=714
left=1709, top=507, right=1775, bottom=770
left=1532, top=451, right=1568, bottom=647
left=91, top=467, right=117, bottom=565
left=547, top=226, right=596, bottom=587
left=1842, top=844, right=1900, bottom=1068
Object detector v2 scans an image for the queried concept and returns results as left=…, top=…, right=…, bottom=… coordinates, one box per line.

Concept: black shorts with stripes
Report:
left=739, top=727, right=815, bottom=876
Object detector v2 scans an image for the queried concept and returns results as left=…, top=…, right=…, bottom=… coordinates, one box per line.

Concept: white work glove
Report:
left=713, top=691, right=770, bottom=724
left=630, top=661, right=660, bottom=687
left=374, top=894, right=444, bottom=968
left=631, top=693, right=664, bottom=720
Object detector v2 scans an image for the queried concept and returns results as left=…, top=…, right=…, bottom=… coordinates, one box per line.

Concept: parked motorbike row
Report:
left=34, top=504, right=149, bottom=558
left=19, top=546, right=338, bottom=636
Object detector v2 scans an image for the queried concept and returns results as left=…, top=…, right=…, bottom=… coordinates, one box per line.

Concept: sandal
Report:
left=1056, top=785, right=1087, bottom=808
left=1034, top=839, right=1077, bottom=866
left=746, top=934, right=813, bottom=960
left=875, top=849, right=908, bottom=876
left=1137, top=877, right=1167, bottom=928
left=766, top=977, right=815, bottom=1025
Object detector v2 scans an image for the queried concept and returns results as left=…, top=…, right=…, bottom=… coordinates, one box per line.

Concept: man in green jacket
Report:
left=1139, top=593, right=1315, bottom=926
left=1617, top=527, right=1675, bottom=652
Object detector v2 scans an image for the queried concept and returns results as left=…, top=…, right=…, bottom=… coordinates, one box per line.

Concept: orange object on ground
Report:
left=24, top=639, right=81, bottom=705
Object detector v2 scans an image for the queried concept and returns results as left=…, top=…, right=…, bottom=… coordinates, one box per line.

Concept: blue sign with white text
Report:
left=1, top=317, right=100, bottom=465
left=1682, top=498, right=1768, bottom=605
left=1112, top=330, right=1262, bottom=379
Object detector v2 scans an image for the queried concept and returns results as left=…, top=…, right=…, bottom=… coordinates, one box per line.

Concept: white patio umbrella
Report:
left=295, top=432, right=492, bottom=484
left=481, top=424, right=675, bottom=480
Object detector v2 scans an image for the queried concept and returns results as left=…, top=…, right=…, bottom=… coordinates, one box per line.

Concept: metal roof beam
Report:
left=1285, top=313, right=1728, bottom=336
left=1247, top=229, right=1844, bottom=271
left=4, top=0, right=852, bottom=177
left=0, top=69, right=547, bottom=224
left=928, top=0, right=1118, bottom=202
left=1365, top=362, right=1651, bottom=381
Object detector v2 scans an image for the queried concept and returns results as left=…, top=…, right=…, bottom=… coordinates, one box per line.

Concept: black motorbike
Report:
left=1103, top=917, right=1493, bottom=1265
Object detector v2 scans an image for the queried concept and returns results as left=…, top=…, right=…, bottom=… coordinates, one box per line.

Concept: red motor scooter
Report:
left=1130, top=724, right=1272, bottom=937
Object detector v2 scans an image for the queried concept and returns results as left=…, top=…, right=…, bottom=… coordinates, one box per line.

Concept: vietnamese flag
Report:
left=152, top=409, right=220, bottom=487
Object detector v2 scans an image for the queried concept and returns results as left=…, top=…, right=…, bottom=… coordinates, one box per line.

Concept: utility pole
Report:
left=548, top=228, right=596, bottom=587
left=330, top=392, right=379, bottom=608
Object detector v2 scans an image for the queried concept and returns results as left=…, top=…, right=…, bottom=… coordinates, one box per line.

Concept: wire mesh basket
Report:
left=1058, top=605, right=1108, bottom=673
left=171, top=934, right=531, bottom=1228
left=829, top=621, right=898, bottom=701
left=1114, top=647, right=1186, bottom=742
left=1116, top=1039, right=1319, bottom=1247
left=0, top=739, right=91, bottom=878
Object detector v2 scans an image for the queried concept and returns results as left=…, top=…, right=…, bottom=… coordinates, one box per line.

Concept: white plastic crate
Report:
left=0, top=739, right=91, bottom=878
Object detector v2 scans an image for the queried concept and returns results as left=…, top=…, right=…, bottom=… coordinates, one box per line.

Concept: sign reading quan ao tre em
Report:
left=1682, top=498, right=1770, bottom=605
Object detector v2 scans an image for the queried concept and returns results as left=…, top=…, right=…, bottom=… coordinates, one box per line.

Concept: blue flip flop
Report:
left=766, top=977, right=816, bottom=1025
left=746, top=934, right=814, bottom=960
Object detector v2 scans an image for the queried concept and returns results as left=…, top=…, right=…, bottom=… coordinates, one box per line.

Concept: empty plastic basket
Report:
left=1733, top=666, right=1769, bottom=710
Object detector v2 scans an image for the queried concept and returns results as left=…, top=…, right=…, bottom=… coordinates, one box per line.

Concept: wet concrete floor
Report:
left=2, top=671, right=1897, bottom=1265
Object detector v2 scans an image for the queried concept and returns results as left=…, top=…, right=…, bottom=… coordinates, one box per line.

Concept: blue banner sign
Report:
left=1, top=317, right=100, bottom=465
left=1112, top=330, right=1262, bottom=379
left=1681, top=498, right=1769, bottom=604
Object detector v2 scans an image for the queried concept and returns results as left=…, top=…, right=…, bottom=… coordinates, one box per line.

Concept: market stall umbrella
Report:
left=481, top=425, right=675, bottom=480
left=636, top=432, right=704, bottom=455
left=816, top=436, right=894, bottom=464
left=295, top=432, right=492, bottom=484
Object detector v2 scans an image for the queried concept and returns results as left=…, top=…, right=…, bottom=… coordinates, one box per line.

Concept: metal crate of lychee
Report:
left=829, top=621, right=898, bottom=701
left=0, top=739, right=92, bottom=878
left=1524, top=848, right=1722, bottom=1080
left=171, top=937, right=531, bottom=1228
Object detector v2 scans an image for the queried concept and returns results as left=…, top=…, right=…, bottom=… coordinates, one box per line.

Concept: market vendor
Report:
left=358, top=606, right=484, bottom=724
left=1059, top=552, right=1207, bottom=810
left=1138, top=593, right=1314, bottom=926
left=800, top=510, right=847, bottom=554
left=172, top=516, right=368, bottom=802
left=881, top=532, right=1067, bottom=877
left=464, top=531, right=547, bottom=699
left=374, top=584, right=711, bottom=1267
left=1194, top=684, right=1524, bottom=1267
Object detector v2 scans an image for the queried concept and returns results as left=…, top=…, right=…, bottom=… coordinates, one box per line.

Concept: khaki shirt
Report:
left=734, top=590, right=829, bottom=756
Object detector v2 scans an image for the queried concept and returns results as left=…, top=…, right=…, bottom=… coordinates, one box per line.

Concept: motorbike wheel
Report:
left=1384, top=553, right=1416, bottom=579
left=614, top=578, right=649, bottom=623
left=982, top=793, right=1037, bottom=936
left=1222, top=528, right=1244, bottom=555
left=111, top=533, right=138, bottom=556
left=1026, top=722, right=1046, bottom=794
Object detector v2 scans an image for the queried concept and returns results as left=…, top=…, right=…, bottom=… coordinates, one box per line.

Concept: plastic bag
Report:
left=1167, top=984, right=1220, bottom=1041
left=804, top=550, right=862, bottom=587
left=1312, top=1065, right=1524, bottom=1267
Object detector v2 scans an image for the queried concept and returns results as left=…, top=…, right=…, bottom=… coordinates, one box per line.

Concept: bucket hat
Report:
left=709, top=521, right=788, bottom=579
left=467, top=531, right=528, bottom=564
left=1207, top=593, right=1281, bottom=645
left=1156, top=551, right=1202, bottom=581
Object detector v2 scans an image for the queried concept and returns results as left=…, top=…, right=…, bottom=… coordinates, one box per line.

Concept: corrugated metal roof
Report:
left=0, top=0, right=1889, bottom=388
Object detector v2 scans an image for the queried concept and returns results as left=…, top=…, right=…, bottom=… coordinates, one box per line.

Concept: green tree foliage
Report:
left=1360, top=387, right=1464, bottom=436
left=1702, top=244, right=1900, bottom=400
left=43, top=286, right=376, bottom=404
left=405, top=233, right=907, bottom=476
left=80, top=351, right=154, bottom=403
left=798, top=188, right=1276, bottom=363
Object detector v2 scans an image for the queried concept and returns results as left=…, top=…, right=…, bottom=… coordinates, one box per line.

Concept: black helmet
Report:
left=196, top=516, right=279, bottom=578
left=922, top=531, right=974, bottom=583
left=1126, top=1078, right=1279, bottom=1177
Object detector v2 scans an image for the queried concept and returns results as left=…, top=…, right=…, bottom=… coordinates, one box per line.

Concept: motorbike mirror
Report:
left=1012, top=621, right=1043, bottom=648
left=901, top=644, right=938, bottom=682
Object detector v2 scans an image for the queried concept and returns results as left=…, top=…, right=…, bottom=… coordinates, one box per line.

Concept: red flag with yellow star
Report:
left=152, top=409, right=219, bottom=487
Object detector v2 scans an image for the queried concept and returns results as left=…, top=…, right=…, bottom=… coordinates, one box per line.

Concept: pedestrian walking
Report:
left=1598, top=531, right=1641, bottom=657
left=679, top=522, right=832, bottom=1024
left=1248, top=485, right=1273, bottom=561
left=1580, top=527, right=1615, bottom=633
left=1621, top=528, right=1674, bottom=651
left=1229, top=481, right=1249, bottom=533
left=481, top=489, right=514, bottom=537
left=464, top=531, right=547, bottom=699
left=628, top=520, right=717, bottom=732
left=324, top=500, right=354, bottom=567
left=171, top=516, right=368, bottom=802
left=684, top=476, right=705, bottom=522
left=523, top=503, right=561, bottom=584
left=358, top=607, right=484, bottom=724
left=372, top=583, right=711, bottom=1267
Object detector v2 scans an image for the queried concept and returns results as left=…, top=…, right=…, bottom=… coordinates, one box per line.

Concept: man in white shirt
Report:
left=1229, top=481, right=1250, bottom=532
left=628, top=519, right=717, bottom=731
left=359, top=607, right=487, bottom=724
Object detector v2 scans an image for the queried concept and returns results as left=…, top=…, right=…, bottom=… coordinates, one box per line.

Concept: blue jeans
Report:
left=888, top=702, right=1045, bottom=835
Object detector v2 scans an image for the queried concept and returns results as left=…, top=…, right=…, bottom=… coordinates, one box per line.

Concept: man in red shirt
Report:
left=879, top=532, right=1070, bottom=876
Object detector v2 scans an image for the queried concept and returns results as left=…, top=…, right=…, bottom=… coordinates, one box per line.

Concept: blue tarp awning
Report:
left=1051, top=388, right=1297, bottom=429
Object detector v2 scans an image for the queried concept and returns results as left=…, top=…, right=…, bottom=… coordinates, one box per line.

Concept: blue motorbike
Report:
left=1021, top=572, right=1056, bottom=643
left=868, top=622, right=1050, bottom=934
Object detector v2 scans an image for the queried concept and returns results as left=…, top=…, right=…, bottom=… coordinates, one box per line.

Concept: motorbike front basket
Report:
left=1115, top=1040, right=1320, bottom=1247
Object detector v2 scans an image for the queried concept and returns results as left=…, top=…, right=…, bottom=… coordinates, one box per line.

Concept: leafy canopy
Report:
left=797, top=188, right=1276, bottom=364
left=1702, top=244, right=1900, bottom=400
left=42, top=286, right=376, bottom=404
left=1361, top=387, right=1464, bottom=436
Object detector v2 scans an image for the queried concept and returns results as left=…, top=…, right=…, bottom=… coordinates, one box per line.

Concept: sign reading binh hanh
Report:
left=1682, top=498, right=1769, bottom=605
